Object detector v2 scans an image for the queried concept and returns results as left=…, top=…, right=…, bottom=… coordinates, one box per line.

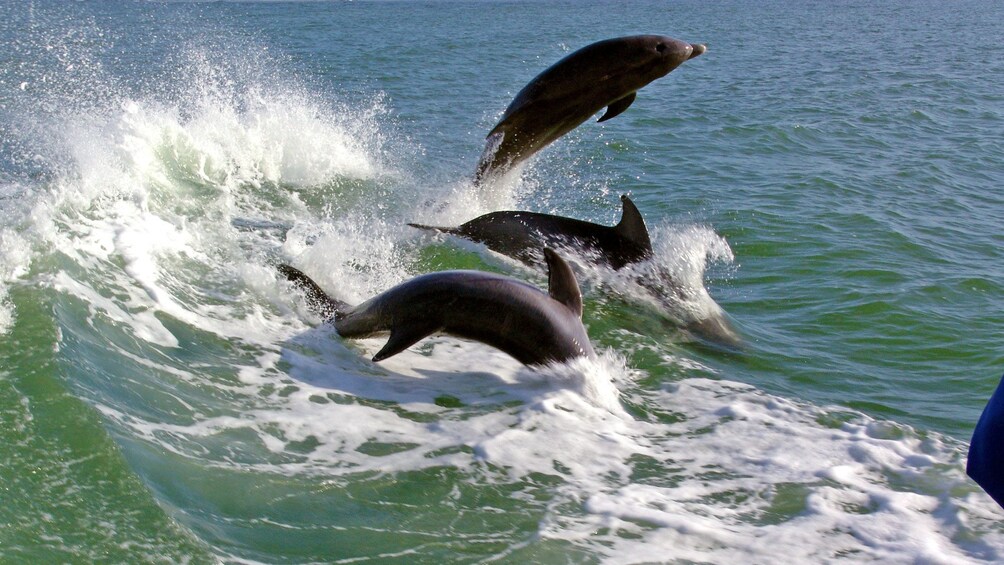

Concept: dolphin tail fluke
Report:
left=278, top=264, right=348, bottom=322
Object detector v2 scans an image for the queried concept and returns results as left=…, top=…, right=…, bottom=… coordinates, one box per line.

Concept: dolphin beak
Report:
left=688, top=43, right=707, bottom=60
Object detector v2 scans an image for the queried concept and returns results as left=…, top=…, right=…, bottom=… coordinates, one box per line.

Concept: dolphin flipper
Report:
left=543, top=248, right=583, bottom=317
left=597, top=92, right=637, bottom=123
left=278, top=264, right=348, bottom=322
left=372, top=322, right=442, bottom=362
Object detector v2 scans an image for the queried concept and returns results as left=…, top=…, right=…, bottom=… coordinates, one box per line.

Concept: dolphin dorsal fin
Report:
left=543, top=248, right=583, bottom=317
left=614, top=195, right=652, bottom=252
left=597, top=92, right=637, bottom=123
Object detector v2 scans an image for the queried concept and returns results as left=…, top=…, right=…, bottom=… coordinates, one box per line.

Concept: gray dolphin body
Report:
left=409, top=195, right=651, bottom=270
left=409, top=196, right=743, bottom=349
left=475, top=35, right=706, bottom=182
left=279, top=249, right=594, bottom=366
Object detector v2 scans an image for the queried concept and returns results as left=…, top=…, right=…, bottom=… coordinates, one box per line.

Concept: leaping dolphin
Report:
left=409, top=196, right=742, bottom=349
left=279, top=249, right=594, bottom=366
left=475, top=35, right=706, bottom=183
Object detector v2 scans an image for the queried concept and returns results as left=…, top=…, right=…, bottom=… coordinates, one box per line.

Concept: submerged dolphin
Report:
left=475, top=35, right=706, bottom=182
left=279, top=249, right=594, bottom=366
left=409, top=195, right=742, bottom=348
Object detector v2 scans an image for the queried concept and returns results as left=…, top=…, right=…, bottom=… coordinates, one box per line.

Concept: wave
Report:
left=3, top=17, right=1001, bottom=562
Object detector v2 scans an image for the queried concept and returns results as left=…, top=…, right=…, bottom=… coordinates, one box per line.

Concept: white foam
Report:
left=568, top=379, right=1004, bottom=563
left=0, top=177, right=38, bottom=330
left=91, top=326, right=1004, bottom=562
left=2, top=44, right=397, bottom=342
left=0, top=224, right=30, bottom=334
left=280, top=219, right=413, bottom=307
left=116, top=93, right=381, bottom=193
left=626, top=223, right=735, bottom=320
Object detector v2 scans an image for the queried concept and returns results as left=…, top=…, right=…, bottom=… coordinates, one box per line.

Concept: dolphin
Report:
left=409, top=194, right=650, bottom=270
left=475, top=35, right=706, bottom=182
left=278, top=248, right=594, bottom=366
left=409, top=196, right=743, bottom=349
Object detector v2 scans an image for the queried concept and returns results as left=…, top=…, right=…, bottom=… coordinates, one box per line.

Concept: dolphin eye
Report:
left=655, top=43, right=667, bottom=53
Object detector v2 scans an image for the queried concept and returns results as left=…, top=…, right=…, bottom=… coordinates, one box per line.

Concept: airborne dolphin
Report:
left=279, top=249, right=594, bottom=366
left=475, top=35, right=706, bottom=182
left=409, top=196, right=742, bottom=349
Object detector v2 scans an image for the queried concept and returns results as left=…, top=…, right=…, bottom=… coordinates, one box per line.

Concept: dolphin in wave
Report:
left=409, top=195, right=742, bottom=348
left=475, top=34, right=706, bottom=182
left=279, top=248, right=594, bottom=366
left=410, top=194, right=651, bottom=270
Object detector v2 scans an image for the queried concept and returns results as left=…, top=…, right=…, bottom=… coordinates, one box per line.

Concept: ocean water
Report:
left=1, top=0, right=1003, bottom=563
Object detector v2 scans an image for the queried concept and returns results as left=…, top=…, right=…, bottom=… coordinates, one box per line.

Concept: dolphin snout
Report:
left=688, top=43, right=707, bottom=60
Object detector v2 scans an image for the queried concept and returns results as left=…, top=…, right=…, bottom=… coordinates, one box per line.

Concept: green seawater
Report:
left=0, top=287, right=214, bottom=563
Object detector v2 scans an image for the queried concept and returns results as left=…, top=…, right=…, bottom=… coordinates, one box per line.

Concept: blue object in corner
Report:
left=968, top=373, right=1004, bottom=508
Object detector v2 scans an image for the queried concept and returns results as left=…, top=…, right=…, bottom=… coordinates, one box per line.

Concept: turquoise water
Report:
left=2, top=0, right=1003, bottom=562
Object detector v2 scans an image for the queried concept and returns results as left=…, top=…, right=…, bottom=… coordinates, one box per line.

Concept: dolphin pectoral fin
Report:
left=278, top=264, right=348, bottom=322
left=372, top=322, right=440, bottom=362
left=597, top=92, right=637, bottom=123
left=543, top=248, right=583, bottom=317
left=614, top=195, right=653, bottom=254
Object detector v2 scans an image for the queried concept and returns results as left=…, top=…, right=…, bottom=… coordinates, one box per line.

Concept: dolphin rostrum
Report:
left=279, top=249, right=594, bottom=366
left=475, top=35, right=706, bottom=182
